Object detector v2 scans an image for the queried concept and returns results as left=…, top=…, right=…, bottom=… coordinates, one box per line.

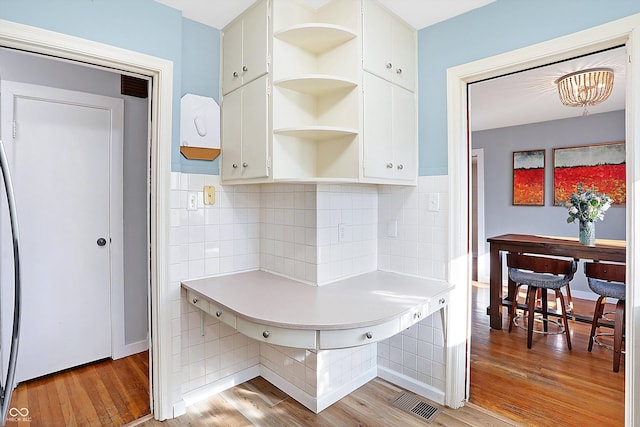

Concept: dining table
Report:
left=486, top=233, right=626, bottom=330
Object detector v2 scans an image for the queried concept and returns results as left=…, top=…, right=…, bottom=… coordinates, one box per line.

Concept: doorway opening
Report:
left=0, top=18, right=175, bottom=422
left=444, top=14, right=639, bottom=426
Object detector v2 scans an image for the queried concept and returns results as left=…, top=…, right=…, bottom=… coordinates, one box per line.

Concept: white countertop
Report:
left=182, top=270, right=453, bottom=330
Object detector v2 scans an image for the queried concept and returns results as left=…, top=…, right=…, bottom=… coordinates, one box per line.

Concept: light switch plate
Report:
left=428, top=193, right=440, bottom=211
left=204, top=185, right=215, bottom=205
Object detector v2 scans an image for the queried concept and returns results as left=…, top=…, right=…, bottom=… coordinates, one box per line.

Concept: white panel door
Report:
left=1, top=82, right=122, bottom=382
left=363, top=72, right=393, bottom=179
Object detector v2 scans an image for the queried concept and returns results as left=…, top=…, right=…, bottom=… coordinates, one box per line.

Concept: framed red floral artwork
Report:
left=513, top=149, right=545, bottom=206
left=552, top=141, right=625, bottom=206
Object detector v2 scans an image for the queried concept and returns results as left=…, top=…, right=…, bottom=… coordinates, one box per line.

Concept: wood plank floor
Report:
left=140, top=376, right=521, bottom=427
left=469, top=281, right=625, bottom=426
left=6, top=351, right=150, bottom=426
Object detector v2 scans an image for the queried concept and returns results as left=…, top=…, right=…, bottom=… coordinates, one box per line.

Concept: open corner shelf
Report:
left=274, top=23, right=357, bottom=55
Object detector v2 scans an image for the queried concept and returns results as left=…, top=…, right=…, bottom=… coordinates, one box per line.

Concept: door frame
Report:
left=471, top=148, right=487, bottom=283
left=0, top=20, right=174, bottom=420
left=1, top=80, right=126, bottom=371
left=445, top=13, right=639, bottom=426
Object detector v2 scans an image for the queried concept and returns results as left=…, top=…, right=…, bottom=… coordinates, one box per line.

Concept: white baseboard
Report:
left=377, top=366, right=445, bottom=405
left=113, top=339, right=149, bottom=360
left=260, top=365, right=377, bottom=413
left=175, top=365, right=260, bottom=416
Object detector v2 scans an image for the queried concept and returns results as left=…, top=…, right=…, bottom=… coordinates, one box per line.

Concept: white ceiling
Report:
left=469, top=46, right=626, bottom=131
left=153, top=0, right=627, bottom=131
left=153, top=0, right=496, bottom=30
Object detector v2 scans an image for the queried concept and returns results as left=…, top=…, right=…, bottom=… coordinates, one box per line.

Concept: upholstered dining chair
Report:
left=506, top=253, right=577, bottom=349
left=584, top=262, right=626, bottom=372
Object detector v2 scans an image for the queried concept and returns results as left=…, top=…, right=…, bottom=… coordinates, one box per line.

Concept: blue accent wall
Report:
left=418, top=0, right=640, bottom=176
left=180, top=19, right=221, bottom=175
left=2, top=1, right=639, bottom=175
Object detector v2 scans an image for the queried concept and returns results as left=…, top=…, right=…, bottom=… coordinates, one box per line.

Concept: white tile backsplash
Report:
left=173, top=173, right=449, bottom=402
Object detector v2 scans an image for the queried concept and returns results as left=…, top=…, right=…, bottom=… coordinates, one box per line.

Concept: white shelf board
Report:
left=274, top=126, right=359, bottom=140
left=274, top=23, right=357, bottom=55
left=274, top=75, right=358, bottom=95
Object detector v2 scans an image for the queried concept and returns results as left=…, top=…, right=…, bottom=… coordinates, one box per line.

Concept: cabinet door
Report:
left=240, top=76, right=269, bottom=180
left=363, top=72, right=393, bottom=179
left=222, top=18, right=243, bottom=95
left=221, top=86, right=243, bottom=180
left=392, top=85, right=416, bottom=180
left=392, top=21, right=416, bottom=92
left=362, top=0, right=393, bottom=82
left=242, top=0, right=269, bottom=85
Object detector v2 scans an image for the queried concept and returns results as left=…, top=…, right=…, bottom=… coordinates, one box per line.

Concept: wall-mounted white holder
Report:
left=180, top=93, right=220, bottom=161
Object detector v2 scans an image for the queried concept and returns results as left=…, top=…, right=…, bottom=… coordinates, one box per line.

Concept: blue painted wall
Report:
left=2, top=0, right=640, bottom=175
left=418, top=0, right=640, bottom=176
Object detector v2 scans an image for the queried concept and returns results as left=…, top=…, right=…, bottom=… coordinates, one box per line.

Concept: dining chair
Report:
left=506, top=253, right=577, bottom=349
left=584, top=262, right=626, bottom=372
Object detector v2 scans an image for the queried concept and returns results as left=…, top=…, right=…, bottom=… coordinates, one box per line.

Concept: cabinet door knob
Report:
left=365, top=332, right=373, bottom=339
left=232, top=163, right=238, bottom=169
left=192, top=298, right=198, bottom=304
left=386, top=163, right=393, bottom=168
left=242, top=65, right=248, bottom=72
left=233, top=71, right=238, bottom=78
left=396, top=68, right=403, bottom=75
left=386, top=62, right=392, bottom=69
left=262, top=330, right=270, bottom=338
left=397, top=164, right=404, bottom=170
left=242, top=162, right=248, bottom=168
left=215, top=311, right=222, bottom=317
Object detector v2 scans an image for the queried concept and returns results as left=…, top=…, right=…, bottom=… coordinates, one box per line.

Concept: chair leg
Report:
left=613, top=299, right=625, bottom=372
left=526, top=286, right=537, bottom=349
left=556, top=289, right=571, bottom=350
left=541, top=289, right=549, bottom=333
left=588, top=296, right=606, bottom=352
left=508, top=284, right=521, bottom=333
left=565, top=284, right=574, bottom=314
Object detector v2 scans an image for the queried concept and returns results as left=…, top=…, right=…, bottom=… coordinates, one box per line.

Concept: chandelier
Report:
left=555, top=68, right=614, bottom=116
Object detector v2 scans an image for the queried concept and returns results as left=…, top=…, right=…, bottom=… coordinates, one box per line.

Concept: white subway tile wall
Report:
left=376, top=176, right=449, bottom=390
left=172, top=173, right=448, bottom=400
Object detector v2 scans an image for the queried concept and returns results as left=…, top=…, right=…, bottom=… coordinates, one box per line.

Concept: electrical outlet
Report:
left=428, top=193, right=440, bottom=211
left=204, top=185, right=215, bottom=205
left=187, top=192, right=198, bottom=211
left=338, top=223, right=346, bottom=242
left=387, top=220, right=398, bottom=237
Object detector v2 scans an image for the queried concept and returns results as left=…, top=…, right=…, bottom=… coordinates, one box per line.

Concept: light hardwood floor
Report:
left=6, top=283, right=624, bottom=426
left=6, top=351, right=150, bottom=426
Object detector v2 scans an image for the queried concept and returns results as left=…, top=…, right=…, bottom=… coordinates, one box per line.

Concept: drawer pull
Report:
left=192, top=297, right=198, bottom=304
left=262, top=330, right=270, bottom=339
left=414, top=312, right=422, bottom=320
left=439, top=298, right=446, bottom=305
left=365, top=331, right=373, bottom=339
left=215, top=311, right=222, bottom=318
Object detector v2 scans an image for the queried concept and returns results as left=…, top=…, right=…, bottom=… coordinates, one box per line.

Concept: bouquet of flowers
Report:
left=565, top=182, right=613, bottom=224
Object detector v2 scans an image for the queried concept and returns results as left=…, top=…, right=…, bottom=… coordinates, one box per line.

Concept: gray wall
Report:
left=472, top=110, right=626, bottom=295
left=0, top=48, right=149, bottom=345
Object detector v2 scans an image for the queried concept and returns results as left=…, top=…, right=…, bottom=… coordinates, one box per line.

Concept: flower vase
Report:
left=579, top=221, right=596, bottom=246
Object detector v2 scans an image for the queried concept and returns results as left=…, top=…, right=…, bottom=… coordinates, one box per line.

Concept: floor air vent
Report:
left=390, top=392, right=441, bottom=423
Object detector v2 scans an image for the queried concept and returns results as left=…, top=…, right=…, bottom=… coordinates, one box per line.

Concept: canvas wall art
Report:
left=513, top=149, right=545, bottom=206
left=553, top=141, right=626, bottom=206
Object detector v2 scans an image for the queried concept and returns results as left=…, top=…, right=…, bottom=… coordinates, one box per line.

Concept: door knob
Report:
left=97, top=238, right=107, bottom=247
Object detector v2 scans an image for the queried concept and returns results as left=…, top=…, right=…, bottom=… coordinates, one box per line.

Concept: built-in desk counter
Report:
left=182, top=270, right=452, bottom=350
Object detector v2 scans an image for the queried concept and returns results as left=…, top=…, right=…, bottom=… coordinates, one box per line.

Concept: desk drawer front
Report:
left=236, top=318, right=317, bottom=349
left=400, top=303, right=430, bottom=330
left=319, top=319, right=400, bottom=349
left=209, top=302, right=237, bottom=328
left=187, top=291, right=209, bottom=313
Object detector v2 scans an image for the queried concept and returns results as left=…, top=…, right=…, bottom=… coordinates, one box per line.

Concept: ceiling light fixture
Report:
left=555, top=67, right=614, bottom=116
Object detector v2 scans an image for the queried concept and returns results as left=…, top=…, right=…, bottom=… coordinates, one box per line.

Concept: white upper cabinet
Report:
left=362, top=0, right=416, bottom=92
left=221, top=76, right=269, bottom=181
left=220, top=0, right=417, bottom=185
left=363, top=72, right=416, bottom=181
left=222, top=0, right=269, bottom=96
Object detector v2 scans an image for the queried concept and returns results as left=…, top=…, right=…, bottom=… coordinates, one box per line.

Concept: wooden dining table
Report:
left=486, top=233, right=626, bottom=330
